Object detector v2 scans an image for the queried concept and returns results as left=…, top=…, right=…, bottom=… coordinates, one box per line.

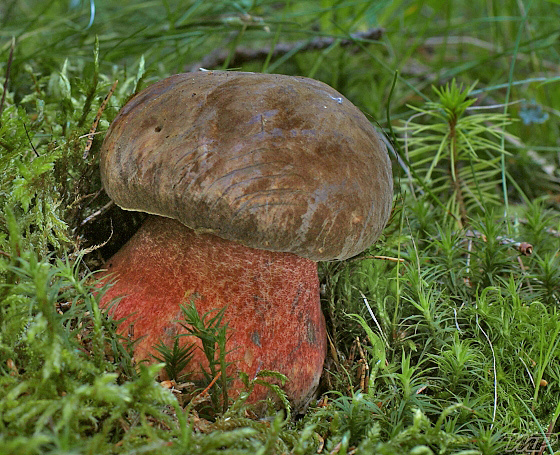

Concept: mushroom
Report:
left=98, top=71, right=393, bottom=412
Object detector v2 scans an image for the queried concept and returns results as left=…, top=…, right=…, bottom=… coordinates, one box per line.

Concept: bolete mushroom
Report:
left=98, top=71, right=392, bottom=411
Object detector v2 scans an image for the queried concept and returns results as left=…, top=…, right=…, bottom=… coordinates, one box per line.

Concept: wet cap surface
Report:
left=100, top=71, right=393, bottom=261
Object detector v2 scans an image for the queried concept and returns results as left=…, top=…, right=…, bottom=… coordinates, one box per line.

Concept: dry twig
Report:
left=189, top=371, right=223, bottom=408
left=465, top=229, right=533, bottom=256
left=186, top=27, right=384, bottom=71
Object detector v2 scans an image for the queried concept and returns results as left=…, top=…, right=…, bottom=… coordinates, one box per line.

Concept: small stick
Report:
left=78, top=200, right=114, bottom=227
left=355, top=337, right=369, bottom=393
left=200, top=371, right=222, bottom=396
left=349, top=255, right=405, bottom=263
left=23, top=123, right=39, bottom=157
left=465, top=229, right=533, bottom=256
left=83, top=79, right=118, bottom=160
left=372, top=255, right=405, bottom=263
left=190, top=371, right=222, bottom=407
left=464, top=236, right=473, bottom=288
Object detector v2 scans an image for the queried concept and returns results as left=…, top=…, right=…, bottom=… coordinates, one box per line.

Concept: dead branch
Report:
left=465, top=229, right=533, bottom=256
left=186, top=27, right=384, bottom=72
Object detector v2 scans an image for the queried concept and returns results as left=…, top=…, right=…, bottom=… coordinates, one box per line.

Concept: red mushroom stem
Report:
left=99, top=215, right=326, bottom=410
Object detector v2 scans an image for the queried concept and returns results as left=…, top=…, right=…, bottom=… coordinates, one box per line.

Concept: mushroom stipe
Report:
left=101, top=215, right=325, bottom=412
left=98, top=71, right=393, bottom=412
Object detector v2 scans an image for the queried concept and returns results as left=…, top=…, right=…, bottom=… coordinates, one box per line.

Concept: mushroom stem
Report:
left=99, top=215, right=326, bottom=411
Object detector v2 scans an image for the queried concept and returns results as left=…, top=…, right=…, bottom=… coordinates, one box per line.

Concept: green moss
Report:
left=1, top=0, right=560, bottom=453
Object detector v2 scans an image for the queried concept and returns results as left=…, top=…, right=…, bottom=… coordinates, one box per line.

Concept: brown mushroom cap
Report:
left=100, top=71, right=392, bottom=261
